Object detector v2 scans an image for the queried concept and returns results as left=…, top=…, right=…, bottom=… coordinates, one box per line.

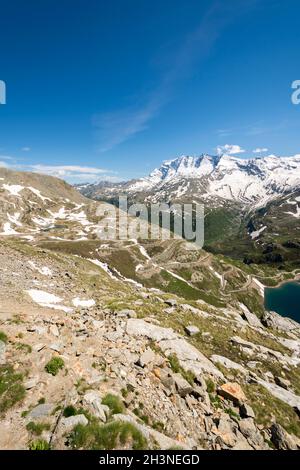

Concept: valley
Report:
left=0, top=164, right=300, bottom=450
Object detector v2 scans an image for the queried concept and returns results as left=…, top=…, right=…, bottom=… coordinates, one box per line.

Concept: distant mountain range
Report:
left=78, top=154, right=300, bottom=266
left=77, top=154, right=300, bottom=207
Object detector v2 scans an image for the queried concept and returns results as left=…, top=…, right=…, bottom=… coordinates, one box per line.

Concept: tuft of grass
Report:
left=224, top=407, right=240, bottom=420
left=206, top=378, right=215, bottom=394
left=121, top=388, right=129, bottom=398
left=15, top=343, right=32, bottom=354
left=101, top=394, right=125, bottom=415
left=0, top=331, right=8, bottom=343
left=0, top=364, right=25, bottom=414
left=26, top=421, right=50, bottom=436
left=209, top=393, right=222, bottom=408
left=168, top=353, right=195, bottom=385
left=63, top=405, right=78, bottom=417
left=28, top=439, right=50, bottom=450
left=44, top=357, right=64, bottom=376
left=69, top=420, right=147, bottom=450
left=152, top=421, right=165, bottom=432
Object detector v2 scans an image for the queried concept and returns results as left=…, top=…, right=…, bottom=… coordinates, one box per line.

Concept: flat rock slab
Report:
left=126, top=319, right=177, bottom=342
left=126, top=319, right=223, bottom=379
left=61, top=414, right=88, bottom=431
left=28, top=403, right=54, bottom=419
left=255, top=377, right=300, bottom=409
left=211, top=355, right=248, bottom=375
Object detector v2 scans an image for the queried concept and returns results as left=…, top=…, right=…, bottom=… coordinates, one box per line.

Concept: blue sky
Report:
left=0, top=0, right=300, bottom=183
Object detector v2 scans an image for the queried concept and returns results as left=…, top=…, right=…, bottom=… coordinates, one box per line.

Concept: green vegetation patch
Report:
left=101, top=394, right=125, bottom=415
left=69, top=420, right=147, bottom=450
left=244, top=383, right=300, bottom=438
left=26, top=421, right=50, bottom=436
left=0, top=364, right=25, bottom=414
left=45, top=357, right=65, bottom=376
left=0, top=331, right=8, bottom=343
left=168, top=353, right=195, bottom=385
left=28, top=439, right=51, bottom=450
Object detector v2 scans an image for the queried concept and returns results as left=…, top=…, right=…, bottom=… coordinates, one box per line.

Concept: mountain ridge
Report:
left=78, top=153, right=300, bottom=207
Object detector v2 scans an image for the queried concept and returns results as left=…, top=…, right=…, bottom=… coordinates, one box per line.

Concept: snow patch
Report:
left=26, top=289, right=73, bottom=313
left=3, top=184, right=24, bottom=196
left=72, top=297, right=95, bottom=308
left=250, top=226, right=267, bottom=239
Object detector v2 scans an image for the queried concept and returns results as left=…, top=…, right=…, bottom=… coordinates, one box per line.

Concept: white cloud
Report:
left=216, top=144, right=246, bottom=155
left=30, top=164, right=108, bottom=176
left=21, top=147, right=31, bottom=152
left=253, top=147, right=269, bottom=153
left=0, top=159, right=120, bottom=183
left=28, top=164, right=119, bottom=184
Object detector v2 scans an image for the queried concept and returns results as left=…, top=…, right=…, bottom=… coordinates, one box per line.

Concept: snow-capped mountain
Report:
left=125, top=154, right=300, bottom=205
left=79, top=153, right=300, bottom=207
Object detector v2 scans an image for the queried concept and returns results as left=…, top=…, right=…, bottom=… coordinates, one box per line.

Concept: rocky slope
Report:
left=0, top=168, right=300, bottom=450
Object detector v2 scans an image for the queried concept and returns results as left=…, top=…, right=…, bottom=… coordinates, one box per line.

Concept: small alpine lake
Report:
left=264, top=281, right=300, bottom=323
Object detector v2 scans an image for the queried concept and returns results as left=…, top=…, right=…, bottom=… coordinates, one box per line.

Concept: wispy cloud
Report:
left=94, top=1, right=258, bottom=152
left=253, top=147, right=268, bottom=153
left=217, top=120, right=289, bottom=139
left=29, top=164, right=117, bottom=183
left=216, top=144, right=245, bottom=155
left=1, top=161, right=119, bottom=184
left=21, top=147, right=31, bottom=152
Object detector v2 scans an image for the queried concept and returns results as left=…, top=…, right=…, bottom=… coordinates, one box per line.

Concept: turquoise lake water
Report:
left=264, top=281, right=300, bottom=323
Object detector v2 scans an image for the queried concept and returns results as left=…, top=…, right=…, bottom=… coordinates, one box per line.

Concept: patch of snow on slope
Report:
left=48, top=207, right=66, bottom=218
left=72, top=297, right=95, bottom=308
left=285, top=206, right=300, bottom=218
left=28, top=187, right=52, bottom=202
left=250, top=226, right=267, bottom=239
left=3, top=184, right=24, bottom=196
left=87, top=258, right=119, bottom=281
left=131, top=239, right=151, bottom=260
left=66, top=210, right=91, bottom=226
left=32, top=216, right=54, bottom=227
left=26, top=289, right=73, bottom=313
left=0, top=222, right=18, bottom=235
left=209, top=266, right=223, bottom=284
left=28, top=261, right=52, bottom=276
left=7, top=212, right=22, bottom=227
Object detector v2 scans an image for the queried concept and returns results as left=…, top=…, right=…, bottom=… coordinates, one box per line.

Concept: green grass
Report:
left=63, top=405, right=78, bottom=417
left=244, top=383, right=300, bottom=438
left=69, top=420, right=147, bottom=450
left=15, top=342, right=32, bottom=354
left=0, top=331, right=8, bottom=343
left=224, top=407, right=240, bottom=420
left=0, top=364, right=25, bottom=414
left=101, top=394, right=125, bottom=415
left=26, top=421, right=50, bottom=436
left=168, top=353, right=195, bottom=385
left=44, top=357, right=65, bottom=376
left=206, top=378, right=215, bottom=394
left=28, top=439, right=51, bottom=450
